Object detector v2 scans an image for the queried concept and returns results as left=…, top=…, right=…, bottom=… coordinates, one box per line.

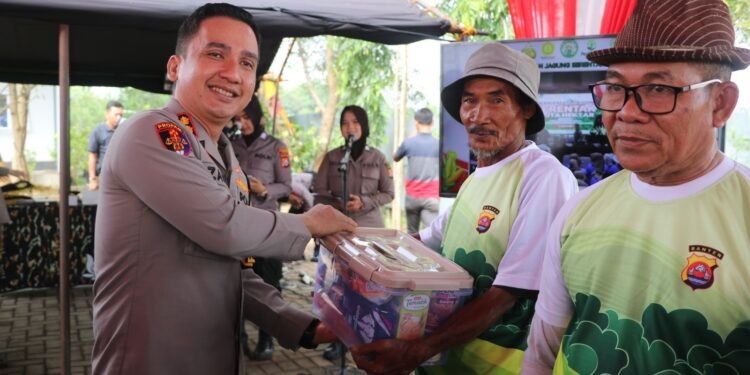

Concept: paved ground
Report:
left=0, top=244, right=366, bottom=375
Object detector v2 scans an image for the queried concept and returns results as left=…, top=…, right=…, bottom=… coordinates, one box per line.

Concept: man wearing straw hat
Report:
left=523, top=0, right=750, bottom=373
left=351, top=42, right=577, bottom=374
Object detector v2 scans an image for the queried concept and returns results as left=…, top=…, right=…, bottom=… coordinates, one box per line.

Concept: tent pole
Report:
left=58, top=23, right=72, bottom=375
left=271, top=38, right=296, bottom=136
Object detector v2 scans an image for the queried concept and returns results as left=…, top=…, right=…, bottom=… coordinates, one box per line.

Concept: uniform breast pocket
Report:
left=361, top=167, right=380, bottom=195
left=183, top=240, right=235, bottom=263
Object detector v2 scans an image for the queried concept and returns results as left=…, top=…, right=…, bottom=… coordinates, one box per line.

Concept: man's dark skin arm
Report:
left=351, top=286, right=525, bottom=375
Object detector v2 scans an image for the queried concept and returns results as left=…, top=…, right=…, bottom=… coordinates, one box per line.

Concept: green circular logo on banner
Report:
left=542, top=42, right=555, bottom=56
left=587, top=40, right=597, bottom=51
left=560, top=40, right=578, bottom=58
left=522, top=46, right=536, bottom=59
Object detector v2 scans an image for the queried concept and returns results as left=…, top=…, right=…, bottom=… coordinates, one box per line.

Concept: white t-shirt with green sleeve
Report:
left=420, top=142, right=577, bottom=375
left=533, top=155, right=750, bottom=374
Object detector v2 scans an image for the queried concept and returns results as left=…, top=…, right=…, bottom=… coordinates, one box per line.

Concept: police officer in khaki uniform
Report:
left=313, top=105, right=395, bottom=228
left=231, top=96, right=291, bottom=360
left=91, top=5, right=355, bottom=375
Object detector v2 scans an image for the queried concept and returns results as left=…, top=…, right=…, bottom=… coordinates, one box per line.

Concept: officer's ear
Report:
left=167, top=54, right=182, bottom=82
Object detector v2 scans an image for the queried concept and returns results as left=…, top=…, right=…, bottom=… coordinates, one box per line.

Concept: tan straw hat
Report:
left=441, top=42, right=545, bottom=135
left=587, top=0, right=750, bottom=70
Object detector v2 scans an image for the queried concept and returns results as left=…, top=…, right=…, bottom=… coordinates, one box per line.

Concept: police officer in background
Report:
left=232, top=95, right=291, bottom=360
left=313, top=105, right=394, bottom=228
left=91, top=4, right=356, bottom=374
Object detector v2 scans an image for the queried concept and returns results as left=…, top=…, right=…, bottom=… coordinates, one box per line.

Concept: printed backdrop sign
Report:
left=439, top=36, right=613, bottom=197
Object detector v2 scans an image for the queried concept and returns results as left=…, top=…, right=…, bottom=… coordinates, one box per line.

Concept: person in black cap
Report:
left=523, top=0, right=750, bottom=373
left=351, top=42, right=577, bottom=375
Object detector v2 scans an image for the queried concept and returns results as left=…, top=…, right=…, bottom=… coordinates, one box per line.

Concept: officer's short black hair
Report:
left=414, top=107, right=433, bottom=125
left=106, top=100, right=123, bottom=111
left=175, top=3, right=261, bottom=56
left=340, top=105, right=370, bottom=140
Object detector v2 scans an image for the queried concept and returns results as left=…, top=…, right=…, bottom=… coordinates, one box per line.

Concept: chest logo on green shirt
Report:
left=681, top=245, right=724, bottom=290
left=476, top=205, right=500, bottom=233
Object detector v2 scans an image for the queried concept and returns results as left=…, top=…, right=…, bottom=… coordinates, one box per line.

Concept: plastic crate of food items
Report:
left=312, top=228, right=473, bottom=365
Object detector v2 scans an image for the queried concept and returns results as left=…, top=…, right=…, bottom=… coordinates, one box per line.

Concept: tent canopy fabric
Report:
left=0, top=0, right=450, bottom=92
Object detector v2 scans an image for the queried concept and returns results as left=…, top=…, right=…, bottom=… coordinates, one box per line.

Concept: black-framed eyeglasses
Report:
left=589, top=79, right=722, bottom=115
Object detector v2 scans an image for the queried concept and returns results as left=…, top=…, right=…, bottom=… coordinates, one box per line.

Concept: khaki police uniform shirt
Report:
left=231, top=132, right=292, bottom=211
left=91, top=99, right=312, bottom=375
left=313, top=146, right=394, bottom=227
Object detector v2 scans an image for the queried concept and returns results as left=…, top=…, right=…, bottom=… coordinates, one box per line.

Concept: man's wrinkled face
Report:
left=167, top=16, right=259, bottom=128
left=459, top=77, right=531, bottom=162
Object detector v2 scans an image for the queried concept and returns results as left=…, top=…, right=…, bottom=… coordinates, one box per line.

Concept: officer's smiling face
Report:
left=167, top=16, right=259, bottom=133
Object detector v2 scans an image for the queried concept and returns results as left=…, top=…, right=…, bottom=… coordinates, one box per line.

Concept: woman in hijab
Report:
left=313, top=105, right=394, bottom=228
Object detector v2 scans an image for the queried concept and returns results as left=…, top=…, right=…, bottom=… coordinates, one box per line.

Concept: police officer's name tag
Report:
left=155, top=122, right=191, bottom=156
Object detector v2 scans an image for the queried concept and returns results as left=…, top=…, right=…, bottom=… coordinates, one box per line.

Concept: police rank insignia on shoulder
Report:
left=279, top=147, right=290, bottom=169
left=155, top=122, right=191, bottom=156
left=681, top=245, right=724, bottom=290
left=176, top=112, right=198, bottom=136
left=476, top=205, right=500, bottom=233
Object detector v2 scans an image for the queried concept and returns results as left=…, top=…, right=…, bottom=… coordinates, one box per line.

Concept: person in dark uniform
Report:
left=232, top=96, right=292, bottom=360
left=312, top=105, right=394, bottom=360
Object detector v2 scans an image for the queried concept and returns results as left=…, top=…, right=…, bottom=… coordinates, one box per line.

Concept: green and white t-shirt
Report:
left=534, top=155, right=750, bottom=374
left=420, top=142, right=577, bottom=374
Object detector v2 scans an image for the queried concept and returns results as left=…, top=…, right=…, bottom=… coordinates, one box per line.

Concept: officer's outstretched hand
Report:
left=301, top=204, right=356, bottom=237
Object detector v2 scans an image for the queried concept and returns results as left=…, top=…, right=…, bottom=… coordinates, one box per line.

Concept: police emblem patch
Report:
left=176, top=112, right=198, bottom=136
left=279, top=147, right=290, bottom=169
left=155, top=122, right=191, bottom=156
left=681, top=245, right=724, bottom=290
left=476, top=205, right=500, bottom=233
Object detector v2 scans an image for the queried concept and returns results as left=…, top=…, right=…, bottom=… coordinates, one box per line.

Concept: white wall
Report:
left=0, top=85, right=58, bottom=167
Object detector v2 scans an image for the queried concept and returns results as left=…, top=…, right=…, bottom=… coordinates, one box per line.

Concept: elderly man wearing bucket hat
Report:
left=522, top=0, right=750, bottom=374
left=351, top=42, right=577, bottom=375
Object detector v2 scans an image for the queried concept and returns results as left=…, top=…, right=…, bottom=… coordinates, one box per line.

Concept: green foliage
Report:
left=563, top=293, right=750, bottom=374
left=438, top=0, right=514, bottom=41
left=275, top=123, right=323, bottom=172
left=118, top=87, right=170, bottom=116
left=726, top=0, right=750, bottom=42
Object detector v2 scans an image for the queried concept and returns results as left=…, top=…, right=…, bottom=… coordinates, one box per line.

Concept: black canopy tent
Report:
left=0, top=1, right=450, bottom=373
left=0, top=0, right=451, bottom=92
